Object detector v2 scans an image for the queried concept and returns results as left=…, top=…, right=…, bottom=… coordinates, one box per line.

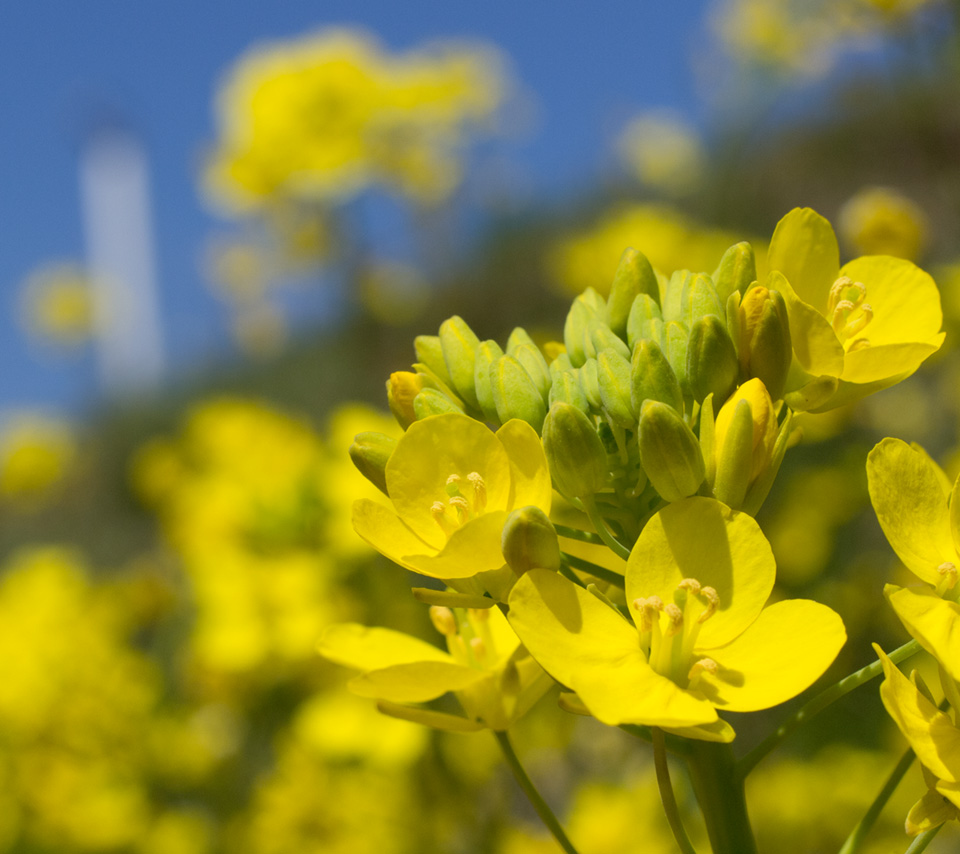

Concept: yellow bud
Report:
left=387, top=371, right=424, bottom=429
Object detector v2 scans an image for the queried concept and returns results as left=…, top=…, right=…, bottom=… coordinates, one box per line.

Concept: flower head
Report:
left=507, top=497, right=845, bottom=740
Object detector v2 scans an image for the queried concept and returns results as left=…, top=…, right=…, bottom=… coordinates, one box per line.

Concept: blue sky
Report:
left=0, top=1, right=713, bottom=414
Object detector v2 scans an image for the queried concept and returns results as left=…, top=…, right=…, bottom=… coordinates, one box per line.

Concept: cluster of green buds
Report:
left=370, top=241, right=795, bottom=535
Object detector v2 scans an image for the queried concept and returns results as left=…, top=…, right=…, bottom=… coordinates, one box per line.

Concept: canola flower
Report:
left=838, top=186, right=929, bottom=261
left=19, top=262, right=94, bottom=347
left=617, top=113, right=706, bottom=197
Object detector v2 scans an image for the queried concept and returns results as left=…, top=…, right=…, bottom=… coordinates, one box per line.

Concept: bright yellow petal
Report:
left=483, top=602, right=523, bottom=665
left=626, top=497, right=775, bottom=648
left=773, top=271, right=845, bottom=377
left=403, top=511, right=510, bottom=579
left=768, top=207, right=840, bottom=314
left=841, top=341, right=943, bottom=384
left=839, top=256, right=943, bottom=348
left=376, top=700, right=486, bottom=732
left=349, top=662, right=487, bottom=703
left=934, top=780, right=960, bottom=814
left=385, top=414, right=512, bottom=540
left=352, top=498, right=441, bottom=564
left=662, top=718, right=736, bottom=743
left=866, top=439, right=955, bottom=585
left=700, top=600, right=845, bottom=712
left=318, top=623, right=453, bottom=671
left=508, top=569, right=716, bottom=727
left=496, top=419, right=553, bottom=512
left=558, top=536, right=628, bottom=578
left=886, top=585, right=960, bottom=684
left=878, top=646, right=960, bottom=783
left=908, top=788, right=959, bottom=834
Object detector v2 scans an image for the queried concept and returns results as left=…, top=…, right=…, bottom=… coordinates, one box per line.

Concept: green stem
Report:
left=905, top=825, right=942, bottom=853
left=686, top=740, right=758, bottom=854
left=652, top=728, right=699, bottom=854
left=494, top=730, right=580, bottom=854
left=553, top=524, right=606, bottom=546
left=581, top=496, right=632, bottom=561
left=838, top=747, right=915, bottom=854
left=560, top=553, right=626, bottom=588
left=739, top=638, right=922, bottom=776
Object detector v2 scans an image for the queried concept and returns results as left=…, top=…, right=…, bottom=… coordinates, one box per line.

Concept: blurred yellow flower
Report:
left=838, top=186, right=929, bottom=261
left=20, top=263, right=94, bottom=346
left=0, top=413, right=76, bottom=502
left=618, top=113, right=706, bottom=196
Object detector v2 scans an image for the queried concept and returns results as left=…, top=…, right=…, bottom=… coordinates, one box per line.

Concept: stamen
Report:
left=841, top=303, right=872, bottom=339
left=828, top=276, right=855, bottom=314
left=448, top=495, right=470, bottom=522
left=632, top=596, right=664, bottom=632
left=445, top=474, right=462, bottom=497
left=678, top=578, right=702, bottom=596
left=468, top=607, right=490, bottom=622
left=429, top=605, right=458, bottom=636
left=467, top=472, right=487, bottom=512
left=831, top=300, right=857, bottom=335
left=698, top=587, right=720, bottom=623
left=937, top=562, right=958, bottom=595
left=687, top=657, right=718, bottom=688
left=470, top=636, right=487, bottom=662
left=847, top=337, right=870, bottom=352
left=432, top=501, right=457, bottom=535
left=663, top=604, right=684, bottom=637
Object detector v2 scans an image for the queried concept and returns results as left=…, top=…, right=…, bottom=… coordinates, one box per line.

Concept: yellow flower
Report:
left=0, top=414, right=76, bottom=501
left=352, top=413, right=551, bottom=588
left=617, top=113, right=706, bottom=197
left=20, top=263, right=94, bottom=346
left=319, top=605, right=550, bottom=731
left=867, top=438, right=960, bottom=683
left=838, top=186, right=929, bottom=261
left=769, top=207, right=944, bottom=411
left=507, top=497, right=845, bottom=740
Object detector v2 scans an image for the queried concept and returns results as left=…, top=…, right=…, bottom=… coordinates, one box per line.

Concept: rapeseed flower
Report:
left=507, top=497, right=845, bottom=739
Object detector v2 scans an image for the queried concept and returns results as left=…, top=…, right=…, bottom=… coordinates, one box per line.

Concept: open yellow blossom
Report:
left=867, top=438, right=960, bottom=683
left=352, top=413, right=551, bottom=586
left=768, top=207, right=943, bottom=411
left=319, top=605, right=550, bottom=731
left=507, top=497, right=845, bottom=740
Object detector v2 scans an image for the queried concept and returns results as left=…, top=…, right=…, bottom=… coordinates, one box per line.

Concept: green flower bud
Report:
left=439, top=315, right=481, bottom=409
left=511, top=342, right=552, bottom=401
left=387, top=371, right=423, bottom=428
left=637, top=400, right=705, bottom=503
left=501, top=505, right=561, bottom=575
left=474, top=340, right=505, bottom=423
left=686, top=315, right=739, bottom=405
left=631, top=338, right=683, bottom=413
left=683, top=273, right=724, bottom=327
left=713, top=241, right=757, bottom=303
left=549, top=370, right=590, bottom=413
left=738, top=284, right=792, bottom=401
left=549, top=352, right=575, bottom=377
left=506, top=326, right=538, bottom=354
left=663, top=320, right=691, bottom=407
left=662, top=269, right=692, bottom=323
left=578, top=358, right=602, bottom=410
left=541, top=402, right=608, bottom=499
left=563, top=299, right=594, bottom=367
left=349, top=431, right=397, bottom=495
left=590, top=322, right=631, bottom=361
left=489, top=355, right=547, bottom=432
left=579, top=287, right=607, bottom=315
left=414, top=388, right=463, bottom=419
left=626, top=294, right=662, bottom=351
left=414, top=335, right=454, bottom=389
left=597, top=349, right=635, bottom=428
left=606, top=248, right=660, bottom=338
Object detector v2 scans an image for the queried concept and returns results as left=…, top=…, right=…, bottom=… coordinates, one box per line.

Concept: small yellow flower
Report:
left=838, top=186, right=928, bottom=261
left=352, top=413, right=551, bottom=587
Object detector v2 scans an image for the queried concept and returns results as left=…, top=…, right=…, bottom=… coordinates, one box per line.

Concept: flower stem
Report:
left=553, top=524, right=606, bottom=546
left=494, top=730, right=579, bottom=854
left=652, top=728, right=699, bottom=854
left=686, top=740, right=758, bottom=854
left=838, top=747, right=915, bottom=854
left=581, top=496, right=632, bottom=561
left=559, top=553, right=626, bottom=588
left=739, top=638, right=922, bottom=776
left=905, top=825, right=942, bottom=853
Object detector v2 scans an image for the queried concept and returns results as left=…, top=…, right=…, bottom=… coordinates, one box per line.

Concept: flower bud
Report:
left=549, top=370, right=590, bottom=414
left=541, top=402, right=608, bottom=499
left=713, top=241, right=756, bottom=302
left=683, top=273, right=724, bottom=327
left=687, top=315, right=739, bottom=405
left=626, top=294, right=663, bottom=350
left=638, top=400, right=705, bottom=502
left=597, top=348, right=635, bottom=428
left=349, top=431, right=397, bottom=496
left=663, top=320, right=691, bottom=407
left=563, top=291, right=603, bottom=367
left=590, top=322, right=631, bottom=361
left=549, top=352, right=574, bottom=377
left=738, top=285, right=792, bottom=401
left=606, top=248, right=660, bottom=338
left=578, top=358, right=602, bottom=410
left=510, top=342, right=552, bottom=401
left=414, top=335, right=455, bottom=389
left=439, top=315, right=481, bottom=409
left=501, top=505, right=561, bottom=575
left=474, top=340, right=505, bottom=423
left=387, top=371, right=423, bottom=428
left=489, top=355, right=547, bottom=432
left=713, top=379, right=778, bottom=509
left=630, top=338, right=683, bottom=414
left=414, top=388, right=463, bottom=419
left=662, top=269, right=692, bottom=323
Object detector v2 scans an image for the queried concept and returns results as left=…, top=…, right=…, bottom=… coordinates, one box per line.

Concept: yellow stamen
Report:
left=470, top=636, right=487, bottom=663
left=663, top=604, right=684, bottom=637
left=687, top=657, right=718, bottom=689
left=632, top=595, right=664, bottom=633
left=831, top=300, right=857, bottom=335
left=467, top=471, right=487, bottom=512
left=937, top=562, right=958, bottom=595
left=847, top=337, right=870, bottom=352
left=841, top=303, right=872, bottom=339
left=678, top=578, right=701, bottom=596
left=432, top=501, right=457, bottom=535
left=429, top=605, right=458, bottom=636
left=698, top=587, right=720, bottom=623
left=448, top=495, right=470, bottom=522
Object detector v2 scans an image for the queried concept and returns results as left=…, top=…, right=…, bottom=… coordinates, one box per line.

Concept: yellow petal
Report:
left=877, top=645, right=960, bottom=783
left=385, top=414, right=512, bottom=541
left=376, top=700, right=486, bottom=732
left=772, top=270, right=845, bottom=377
left=839, top=256, right=943, bottom=348
left=907, top=788, right=958, bottom=835
left=352, top=498, right=441, bottom=565
left=349, top=661, right=487, bottom=703
left=508, top=569, right=716, bottom=727
left=626, top=497, right=775, bottom=648
left=662, top=718, right=736, bottom=743
left=496, top=419, right=553, bottom=512
left=319, top=622, right=453, bottom=670
left=866, top=439, right=955, bottom=585
left=841, top=341, right=943, bottom=385
left=768, top=208, right=840, bottom=313
left=951, top=474, right=960, bottom=561
left=886, top=585, right=960, bottom=684
left=934, top=779, right=960, bottom=813
left=700, top=600, right=845, bottom=712
left=403, top=511, right=510, bottom=579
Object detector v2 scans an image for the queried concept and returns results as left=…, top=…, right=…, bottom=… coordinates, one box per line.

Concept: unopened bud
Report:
left=607, top=248, right=660, bottom=338
left=564, top=292, right=603, bottom=367
left=489, top=355, right=547, bottom=433
left=474, top=340, right=505, bottom=423
left=349, top=431, right=397, bottom=496
left=439, top=315, right=481, bottom=409
left=414, top=335, right=455, bottom=389
left=578, top=358, right=603, bottom=411
left=739, top=283, right=792, bottom=400
left=414, top=388, right=463, bottom=419
left=638, top=400, right=705, bottom=503
left=683, top=273, right=724, bottom=328
left=501, top=506, right=561, bottom=575
left=510, top=342, right=552, bottom=401
left=387, top=371, right=423, bottom=428
left=597, top=349, right=635, bottom=428
left=626, top=293, right=663, bottom=350
left=631, top=338, right=683, bottom=414
left=662, top=270, right=692, bottom=324
left=663, top=321, right=691, bottom=406
left=590, top=322, right=631, bottom=362
left=686, top=315, right=739, bottom=405
left=549, top=370, right=591, bottom=414
left=713, top=241, right=757, bottom=302
left=542, top=402, right=608, bottom=499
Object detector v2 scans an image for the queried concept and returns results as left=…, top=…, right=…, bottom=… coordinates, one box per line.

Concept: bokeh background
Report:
left=3, top=1, right=960, bottom=852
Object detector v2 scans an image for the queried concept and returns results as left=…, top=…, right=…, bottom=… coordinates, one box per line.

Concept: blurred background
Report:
left=3, top=1, right=960, bottom=852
